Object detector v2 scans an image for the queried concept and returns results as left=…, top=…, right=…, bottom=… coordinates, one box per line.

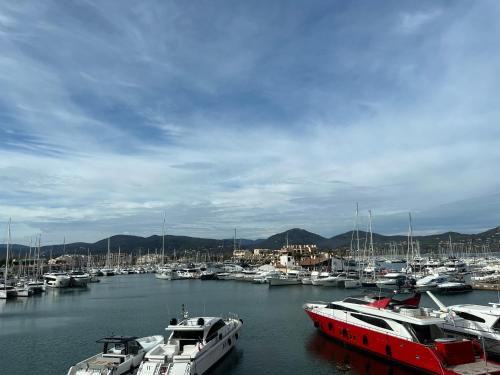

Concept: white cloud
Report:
left=0, top=1, right=499, bottom=244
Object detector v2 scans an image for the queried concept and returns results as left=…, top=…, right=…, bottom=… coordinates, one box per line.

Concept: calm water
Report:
left=1, top=275, right=499, bottom=375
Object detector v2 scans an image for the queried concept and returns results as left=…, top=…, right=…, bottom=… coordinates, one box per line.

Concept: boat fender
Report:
left=170, top=318, right=178, bottom=325
left=197, top=318, right=205, bottom=326
left=235, top=333, right=239, bottom=340
left=239, top=318, right=243, bottom=324
left=314, top=321, right=320, bottom=328
left=228, top=339, right=232, bottom=346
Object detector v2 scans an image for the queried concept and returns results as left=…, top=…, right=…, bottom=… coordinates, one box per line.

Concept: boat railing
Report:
left=223, top=312, right=240, bottom=322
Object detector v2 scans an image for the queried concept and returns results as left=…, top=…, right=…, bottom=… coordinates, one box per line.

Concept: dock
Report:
left=472, top=282, right=500, bottom=291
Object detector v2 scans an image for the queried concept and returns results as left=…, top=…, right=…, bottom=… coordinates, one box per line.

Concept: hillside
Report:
left=1, top=226, right=499, bottom=257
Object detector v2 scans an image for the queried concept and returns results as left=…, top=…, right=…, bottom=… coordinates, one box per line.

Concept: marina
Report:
left=2, top=273, right=500, bottom=375
left=1, top=1, right=499, bottom=375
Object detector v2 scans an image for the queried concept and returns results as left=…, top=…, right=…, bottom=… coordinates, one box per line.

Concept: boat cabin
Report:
left=166, top=317, right=227, bottom=353
left=97, top=336, right=142, bottom=357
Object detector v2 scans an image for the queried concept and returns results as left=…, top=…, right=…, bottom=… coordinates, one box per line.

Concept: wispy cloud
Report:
left=0, top=1, right=499, bottom=243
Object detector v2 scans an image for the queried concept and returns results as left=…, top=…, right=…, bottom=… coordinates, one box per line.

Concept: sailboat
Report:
left=156, top=214, right=179, bottom=280
left=1, top=219, right=18, bottom=299
left=101, top=238, right=115, bottom=276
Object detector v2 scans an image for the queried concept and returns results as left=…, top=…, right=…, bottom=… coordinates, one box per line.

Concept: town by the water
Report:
left=3, top=218, right=500, bottom=375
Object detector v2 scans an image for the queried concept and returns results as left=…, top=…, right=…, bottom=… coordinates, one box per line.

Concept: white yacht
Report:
left=68, top=270, right=91, bottom=287
left=375, top=272, right=407, bottom=289
left=312, top=273, right=348, bottom=287
left=0, top=284, right=17, bottom=299
left=67, top=335, right=163, bottom=375
left=428, top=291, right=500, bottom=357
left=137, top=314, right=242, bottom=375
left=156, top=269, right=181, bottom=280
left=268, top=274, right=302, bottom=286
left=415, top=273, right=450, bottom=291
left=44, top=272, right=71, bottom=288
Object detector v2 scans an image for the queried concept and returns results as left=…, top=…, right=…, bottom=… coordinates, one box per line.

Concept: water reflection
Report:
left=306, top=333, right=418, bottom=375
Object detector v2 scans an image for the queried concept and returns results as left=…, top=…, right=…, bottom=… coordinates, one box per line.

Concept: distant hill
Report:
left=1, top=226, right=499, bottom=258
left=256, top=228, right=326, bottom=250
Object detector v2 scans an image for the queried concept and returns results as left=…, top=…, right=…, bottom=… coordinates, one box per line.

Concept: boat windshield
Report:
left=492, top=318, right=500, bottom=332
left=171, top=329, right=204, bottom=341
left=407, top=324, right=444, bottom=344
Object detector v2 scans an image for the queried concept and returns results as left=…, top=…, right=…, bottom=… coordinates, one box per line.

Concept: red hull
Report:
left=305, top=309, right=494, bottom=375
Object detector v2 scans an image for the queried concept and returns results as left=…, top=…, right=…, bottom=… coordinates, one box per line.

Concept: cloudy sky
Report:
left=1, top=1, right=500, bottom=244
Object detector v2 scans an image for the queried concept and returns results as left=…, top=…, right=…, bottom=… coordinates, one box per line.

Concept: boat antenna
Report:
left=181, top=304, right=189, bottom=319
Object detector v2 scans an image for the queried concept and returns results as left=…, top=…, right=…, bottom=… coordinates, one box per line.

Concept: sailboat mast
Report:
left=162, top=213, right=166, bottom=267
left=4, top=218, right=11, bottom=289
left=107, top=237, right=110, bottom=268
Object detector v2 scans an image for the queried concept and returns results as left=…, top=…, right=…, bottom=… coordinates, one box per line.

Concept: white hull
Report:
left=138, top=319, right=241, bottom=375
left=15, top=287, right=33, bottom=297
left=44, top=274, right=71, bottom=288
left=68, top=335, right=163, bottom=375
left=0, top=289, right=17, bottom=299
left=343, top=279, right=362, bottom=289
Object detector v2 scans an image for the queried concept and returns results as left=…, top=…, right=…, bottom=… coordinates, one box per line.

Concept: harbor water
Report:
left=1, top=275, right=499, bottom=375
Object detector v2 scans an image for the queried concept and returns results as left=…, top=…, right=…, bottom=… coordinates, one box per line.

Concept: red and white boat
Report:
left=304, top=293, right=500, bottom=375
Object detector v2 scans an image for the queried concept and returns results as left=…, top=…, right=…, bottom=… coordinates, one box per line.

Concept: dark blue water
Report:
left=1, top=275, right=498, bottom=375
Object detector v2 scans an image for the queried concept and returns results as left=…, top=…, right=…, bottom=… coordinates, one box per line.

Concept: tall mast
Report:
left=4, top=218, right=11, bottom=290
left=162, top=213, right=166, bottom=267
left=233, top=228, right=237, bottom=252
left=107, top=237, right=110, bottom=268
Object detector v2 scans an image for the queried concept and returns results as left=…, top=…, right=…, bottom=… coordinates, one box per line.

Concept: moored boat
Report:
left=67, top=335, right=163, bottom=375
left=43, top=272, right=71, bottom=288
left=137, top=312, right=242, bottom=375
left=428, top=291, right=500, bottom=358
left=304, top=294, right=500, bottom=374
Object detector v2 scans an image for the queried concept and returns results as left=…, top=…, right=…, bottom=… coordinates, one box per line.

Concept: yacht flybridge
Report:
left=67, top=335, right=163, bottom=375
left=304, top=294, right=500, bottom=375
left=137, top=312, right=242, bottom=375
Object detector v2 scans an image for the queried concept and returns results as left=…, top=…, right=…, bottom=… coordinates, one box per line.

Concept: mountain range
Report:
left=1, top=226, right=499, bottom=258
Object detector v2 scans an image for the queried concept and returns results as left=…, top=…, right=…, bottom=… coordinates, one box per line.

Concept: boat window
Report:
left=171, top=330, right=204, bottom=341
left=454, top=311, right=486, bottom=323
left=351, top=313, right=393, bottom=331
left=492, top=318, right=500, bottom=332
left=343, top=298, right=369, bottom=305
left=206, top=320, right=227, bottom=342
left=326, top=303, right=357, bottom=312
left=409, top=324, right=444, bottom=344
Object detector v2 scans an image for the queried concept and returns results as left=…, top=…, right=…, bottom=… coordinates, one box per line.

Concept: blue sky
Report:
left=1, top=1, right=500, bottom=244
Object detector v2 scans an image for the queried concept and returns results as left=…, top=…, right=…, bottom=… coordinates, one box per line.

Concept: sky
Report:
left=1, top=0, right=500, bottom=244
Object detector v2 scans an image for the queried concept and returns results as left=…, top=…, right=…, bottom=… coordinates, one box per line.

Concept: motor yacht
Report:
left=68, top=271, right=91, bottom=287
left=43, top=272, right=71, bottom=288
left=156, top=269, right=181, bottom=280
left=436, top=281, right=473, bottom=294
left=268, top=274, right=302, bottom=286
left=15, top=285, right=33, bottom=297
left=67, top=335, right=163, bottom=375
left=415, top=274, right=450, bottom=291
left=311, top=273, right=346, bottom=287
left=375, top=272, right=408, bottom=289
left=304, top=294, right=500, bottom=374
left=428, top=291, right=500, bottom=358
left=100, top=268, right=115, bottom=276
left=137, top=313, right=242, bottom=375
left=0, top=284, right=17, bottom=299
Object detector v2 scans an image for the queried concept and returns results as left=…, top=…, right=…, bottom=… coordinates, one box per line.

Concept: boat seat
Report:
left=181, top=345, right=198, bottom=356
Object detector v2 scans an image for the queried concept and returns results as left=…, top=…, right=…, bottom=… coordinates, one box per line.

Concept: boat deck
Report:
left=447, top=360, right=500, bottom=375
